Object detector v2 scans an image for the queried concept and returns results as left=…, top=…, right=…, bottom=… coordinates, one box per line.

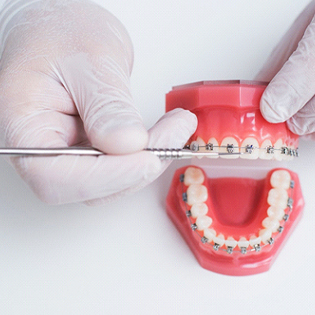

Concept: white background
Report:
left=0, top=0, right=314, bottom=314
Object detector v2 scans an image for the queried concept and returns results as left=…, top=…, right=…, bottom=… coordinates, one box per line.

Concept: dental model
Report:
left=165, top=81, right=304, bottom=276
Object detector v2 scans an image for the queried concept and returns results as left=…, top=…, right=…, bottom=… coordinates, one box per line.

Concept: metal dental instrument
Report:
left=0, top=143, right=299, bottom=159
left=0, top=147, right=220, bottom=159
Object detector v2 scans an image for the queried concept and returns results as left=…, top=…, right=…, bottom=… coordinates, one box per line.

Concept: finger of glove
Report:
left=286, top=94, right=315, bottom=135
left=48, top=4, right=149, bottom=155
left=260, top=16, right=315, bottom=123
left=84, top=108, right=197, bottom=206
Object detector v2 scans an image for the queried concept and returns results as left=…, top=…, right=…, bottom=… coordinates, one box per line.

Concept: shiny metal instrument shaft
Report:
left=0, top=147, right=221, bottom=159
left=0, top=147, right=104, bottom=156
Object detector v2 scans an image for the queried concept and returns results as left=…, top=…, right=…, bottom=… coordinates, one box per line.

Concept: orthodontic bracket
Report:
left=226, top=144, right=234, bottom=154
left=266, top=146, right=275, bottom=154
left=201, top=237, right=208, bottom=244
left=254, top=244, right=261, bottom=252
left=191, top=223, right=198, bottom=231
left=227, top=247, right=234, bottom=254
left=184, top=142, right=298, bottom=158
left=213, top=244, right=220, bottom=251
left=245, top=145, right=254, bottom=154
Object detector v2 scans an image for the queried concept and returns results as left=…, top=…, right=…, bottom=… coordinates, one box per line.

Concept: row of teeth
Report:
left=181, top=167, right=294, bottom=254
left=188, top=137, right=298, bottom=160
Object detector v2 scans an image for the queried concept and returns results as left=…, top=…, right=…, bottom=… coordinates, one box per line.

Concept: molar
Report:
left=219, top=137, right=239, bottom=159
left=190, top=203, right=208, bottom=218
left=267, top=206, right=285, bottom=221
left=240, top=137, right=259, bottom=159
left=196, top=215, right=212, bottom=230
left=270, top=170, right=291, bottom=190
left=186, top=184, right=208, bottom=205
left=267, top=188, right=289, bottom=209
left=262, top=217, right=280, bottom=233
left=184, top=167, right=205, bottom=186
left=259, top=139, right=273, bottom=160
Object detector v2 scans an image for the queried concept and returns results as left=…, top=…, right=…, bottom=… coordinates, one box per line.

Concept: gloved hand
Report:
left=256, top=0, right=315, bottom=138
left=0, top=0, right=197, bottom=205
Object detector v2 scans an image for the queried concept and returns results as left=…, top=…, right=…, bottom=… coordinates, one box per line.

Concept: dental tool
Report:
left=0, top=143, right=299, bottom=159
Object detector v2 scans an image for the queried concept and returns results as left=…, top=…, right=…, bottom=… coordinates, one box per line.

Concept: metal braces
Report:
left=185, top=141, right=299, bottom=157
left=180, top=173, right=294, bottom=255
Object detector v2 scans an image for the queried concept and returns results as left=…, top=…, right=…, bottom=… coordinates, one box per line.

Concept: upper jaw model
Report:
left=165, top=81, right=304, bottom=276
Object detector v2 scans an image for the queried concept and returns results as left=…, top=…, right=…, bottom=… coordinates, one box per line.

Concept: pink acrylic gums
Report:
left=165, top=81, right=304, bottom=276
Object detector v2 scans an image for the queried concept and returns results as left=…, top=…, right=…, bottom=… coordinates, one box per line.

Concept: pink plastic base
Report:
left=166, top=166, right=304, bottom=276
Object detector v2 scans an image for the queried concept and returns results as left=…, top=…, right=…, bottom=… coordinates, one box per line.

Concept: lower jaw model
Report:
left=165, top=81, right=305, bottom=276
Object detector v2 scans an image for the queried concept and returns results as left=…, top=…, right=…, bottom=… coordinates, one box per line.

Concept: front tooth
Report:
left=213, top=234, right=225, bottom=247
left=240, top=137, right=259, bottom=159
left=274, top=139, right=283, bottom=161
left=186, top=184, right=208, bottom=206
left=281, top=144, right=290, bottom=161
left=225, top=237, right=237, bottom=248
left=259, top=229, right=273, bottom=244
left=249, top=235, right=262, bottom=248
left=259, top=139, right=273, bottom=160
left=262, top=217, right=280, bottom=233
left=204, top=228, right=216, bottom=242
left=196, top=215, right=212, bottom=230
left=206, top=137, right=219, bottom=159
left=220, top=137, right=239, bottom=159
left=238, top=237, right=249, bottom=249
left=270, top=170, right=291, bottom=190
left=196, top=137, right=206, bottom=159
left=267, top=206, right=285, bottom=221
left=267, top=188, right=289, bottom=209
left=190, top=203, right=208, bottom=218
left=184, top=167, right=205, bottom=186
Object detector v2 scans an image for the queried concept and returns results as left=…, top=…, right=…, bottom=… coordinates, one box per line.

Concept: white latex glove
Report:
left=256, top=0, right=315, bottom=138
left=0, top=0, right=197, bottom=205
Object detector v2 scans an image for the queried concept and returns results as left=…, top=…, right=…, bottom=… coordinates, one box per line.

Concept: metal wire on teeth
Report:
left=186, top=141, right=299, bottom=157
left=180, top=173, right=295, bottom=254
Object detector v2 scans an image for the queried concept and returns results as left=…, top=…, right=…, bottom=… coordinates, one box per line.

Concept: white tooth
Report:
left=262, top=217, right=280, bottom=233
left=184, top=167, right=205, bottom=186
left=259, top=139, right=273, bottom=160
left=187, top=184, right=208, bottom=206
left=274, top=139, right=283, bottom=161
left=259, top=229, right=273, bottom=245
left=240, top=137, right=259, bottom=159
left=206, top=137, right=219, bottom=159
left=196, top=137, right=206, bottom=159
left=249, top=235, right=262, bottom=248
left=267, top=188, right=289, bottom=208
left=204, top=228, right=216, bottom=242
left=190, top=203, right=208, bottom=218
left=270, top=170, right=291, bottom=189
left=225, top=237, right=237, bottom=248
left=219, top=137, right=239, bottom=159
left=213, top=234, right=225, bottom=247
left=267, top=206, right=285, bottom=221
left=196, top=215, right=212, bottom=230
left=237, top=237, right=249, bottom=249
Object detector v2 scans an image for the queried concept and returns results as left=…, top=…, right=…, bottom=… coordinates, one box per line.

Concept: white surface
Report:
left=0, top=0, right=314, bottom=314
